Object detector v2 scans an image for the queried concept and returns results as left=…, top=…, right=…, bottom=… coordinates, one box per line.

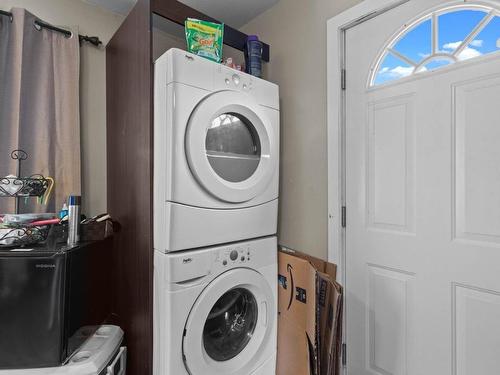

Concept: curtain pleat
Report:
left=0, top=8, right=80, bottom=214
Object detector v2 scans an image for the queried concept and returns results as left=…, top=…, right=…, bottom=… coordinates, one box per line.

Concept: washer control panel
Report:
left=217, top=245, right=251, bottom=266
left=230, top=250, right=239, bottom=261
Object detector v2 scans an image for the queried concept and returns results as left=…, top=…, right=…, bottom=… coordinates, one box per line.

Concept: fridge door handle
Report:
left=107, top=346, right=127, bottom=375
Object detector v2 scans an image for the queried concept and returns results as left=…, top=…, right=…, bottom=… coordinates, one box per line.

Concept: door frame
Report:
left=326, top=0, right=410, bottom=371
left=326, top=0, right=409, bottom=284
left=328, top=1, right=500, bottom=372
left=327, top=0, right=500, bottom=301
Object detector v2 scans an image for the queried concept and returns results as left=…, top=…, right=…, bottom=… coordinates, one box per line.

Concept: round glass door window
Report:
left=203, top=288, right=258, bottom=361
left=205, top=113, right=261, bottom=183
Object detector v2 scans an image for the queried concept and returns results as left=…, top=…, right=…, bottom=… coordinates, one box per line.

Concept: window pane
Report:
left=471, top=16, right=500, bottom=56
left=439, top=10, right=488, bottom=54
left=371, top=7, right=500, bottom=87
left=374, top=53, right=414, bottom=85
left=421, top=58, right=452, bottom=71
left=203, top=288, right=258, bottom=361
left=393, top=18, right=432, bottom=64
left=206, top=113, right=261, bottom=183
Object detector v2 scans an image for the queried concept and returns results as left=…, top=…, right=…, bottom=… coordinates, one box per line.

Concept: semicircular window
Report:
left=371, top=5, right=500, bottom=86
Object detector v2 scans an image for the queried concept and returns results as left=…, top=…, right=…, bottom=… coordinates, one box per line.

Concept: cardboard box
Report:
left=277, top=248, right=343, bottom=375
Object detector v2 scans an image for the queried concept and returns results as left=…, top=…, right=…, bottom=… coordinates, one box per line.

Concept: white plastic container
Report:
left=3, top=325, right=126, bottom=375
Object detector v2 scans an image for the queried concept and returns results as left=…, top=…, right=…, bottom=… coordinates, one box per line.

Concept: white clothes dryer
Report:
left=154, top=48, right=280, bottom=252
left=153, top=236, right=277, bottom=375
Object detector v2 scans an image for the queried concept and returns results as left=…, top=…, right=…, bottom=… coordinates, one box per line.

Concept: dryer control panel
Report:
left=213, top=62, right=279, bottom=108
left=216, top=65, right=254, bottom=93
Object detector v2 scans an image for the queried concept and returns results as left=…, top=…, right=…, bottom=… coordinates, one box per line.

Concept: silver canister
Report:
left=67, top=195, right=81, bottom=245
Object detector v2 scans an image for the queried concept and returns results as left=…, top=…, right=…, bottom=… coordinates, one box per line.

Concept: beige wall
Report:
left=241, top=0, right=362, bottom=259
left=0, top=0, right=124, bottom=216
left=153, top=28, right=185, bottom=61
left=0, top=0, right=364, bottom=258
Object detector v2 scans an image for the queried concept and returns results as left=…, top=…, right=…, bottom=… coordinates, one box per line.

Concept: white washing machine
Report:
left=154, top=48, right=280, bottom=252
left=153, top=236, right=277, bottom=375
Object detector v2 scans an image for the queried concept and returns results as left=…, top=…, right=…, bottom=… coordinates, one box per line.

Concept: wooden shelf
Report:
left=151, top=0, right=270, bottom=62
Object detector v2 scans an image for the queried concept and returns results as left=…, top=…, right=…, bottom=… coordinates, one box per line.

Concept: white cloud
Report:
left=391, top=66, right=415, bottom=77
left=443, top=41, right=462, bottom=50
left=457, top=47, right=482, bottom=60
left=442, top=40, right=483, bottom=50
left=442, top=40, right=483, bottom=61
left=379, top=65, right=414, bottom=79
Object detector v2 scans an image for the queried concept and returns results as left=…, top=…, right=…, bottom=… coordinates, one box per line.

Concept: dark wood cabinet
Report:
left=107, top=1, right=153, bottom=374
left=106, top=2, right=270, bottom=374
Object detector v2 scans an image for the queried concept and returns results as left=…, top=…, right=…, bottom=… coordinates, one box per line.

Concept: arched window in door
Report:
left=370, top=4, right=500, bottom=86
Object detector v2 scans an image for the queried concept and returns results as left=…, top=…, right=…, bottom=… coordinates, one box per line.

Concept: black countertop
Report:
left=0, top=241, right=101, bottom=257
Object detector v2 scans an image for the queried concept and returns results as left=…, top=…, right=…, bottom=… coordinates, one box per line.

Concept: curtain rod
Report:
left=0, top=10, right=102, bottom=47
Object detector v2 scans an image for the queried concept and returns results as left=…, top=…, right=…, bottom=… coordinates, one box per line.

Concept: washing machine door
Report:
left=182, top=268, right=275, bottom=375
left=185, top=90, right=277, bottom=203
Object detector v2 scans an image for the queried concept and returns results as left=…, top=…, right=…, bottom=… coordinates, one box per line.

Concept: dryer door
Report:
left=182, top=268, right=275, bottom=375
left=185, top=90, right=277, bottom=203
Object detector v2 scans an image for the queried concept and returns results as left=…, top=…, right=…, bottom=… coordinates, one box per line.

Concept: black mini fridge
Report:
left=0, top=239, right=113, bottom=369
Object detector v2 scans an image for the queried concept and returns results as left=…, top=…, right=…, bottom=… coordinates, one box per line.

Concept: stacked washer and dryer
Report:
left=153, top=49, right=280, bottom=375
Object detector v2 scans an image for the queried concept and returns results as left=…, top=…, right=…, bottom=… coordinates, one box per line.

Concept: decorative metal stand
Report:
left=0, top=150, right=50, bottom=213
left=0, top=226, right=50, bottom=248
left=0, top=150, right=51, bottom=248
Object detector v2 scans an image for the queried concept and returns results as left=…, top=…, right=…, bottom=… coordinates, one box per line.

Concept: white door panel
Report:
left=344, top=1, right=500, bottom=375
left=454, top=75, right=500, bottom=244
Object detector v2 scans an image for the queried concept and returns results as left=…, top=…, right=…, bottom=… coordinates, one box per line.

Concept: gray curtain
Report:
left=0, top=8, right=81, bottom=214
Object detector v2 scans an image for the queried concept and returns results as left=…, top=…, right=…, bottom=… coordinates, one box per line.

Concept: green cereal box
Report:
left=185, top=18, right=224, bottom=63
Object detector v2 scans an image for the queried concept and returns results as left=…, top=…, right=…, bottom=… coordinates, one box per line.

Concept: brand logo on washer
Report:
left=182, top=258, right=193, bottom=264
left=35, top=264, right=56, bottom=269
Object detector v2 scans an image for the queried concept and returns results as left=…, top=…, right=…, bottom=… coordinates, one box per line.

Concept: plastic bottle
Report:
left=67, top=195, right=81, bottom=246
left=59, top=203, right=68, bottom=219
left=244, top=35, right=263, bottom=78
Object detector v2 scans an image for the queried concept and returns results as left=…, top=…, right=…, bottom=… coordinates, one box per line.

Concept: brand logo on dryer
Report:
left=182, top=258, right=193, bottom=264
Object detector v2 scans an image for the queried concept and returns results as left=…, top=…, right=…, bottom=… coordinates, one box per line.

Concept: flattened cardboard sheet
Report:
left=277, top=248, right=343, bottom=375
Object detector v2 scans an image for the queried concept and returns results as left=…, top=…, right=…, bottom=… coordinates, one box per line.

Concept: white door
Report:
left=344, top=1, right=500, bottom=374
left=186, top=91, right=277, bottom=203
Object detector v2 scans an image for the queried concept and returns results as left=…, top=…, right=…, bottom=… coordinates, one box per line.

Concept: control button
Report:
left=223, top=260, right=227, bottom=266
left=241, top=256, right=245, bottom=262
left=232, top=74, right=240, bottom=85
left=225, top=78, right=230, bottom=85
left=230, top=250, right=238, bottom=261
left=243, top=84, right=247, bottom=90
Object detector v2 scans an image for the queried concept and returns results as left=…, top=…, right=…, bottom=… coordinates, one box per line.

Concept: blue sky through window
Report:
left=393, top=18, right=431, bottom=63
left=374, top=53, right=413, bottom=85
left=439, top=10, right=487, bottom=52
left=374, top=8, right=500, bottom=86
left=474, top=16, right=500, bottom=55
left=423, top=58, right=452, bottom=71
